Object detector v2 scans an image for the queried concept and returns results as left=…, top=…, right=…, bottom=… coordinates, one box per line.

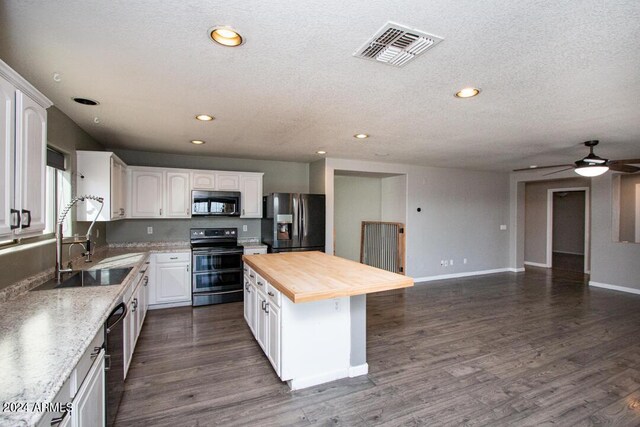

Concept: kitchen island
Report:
left=242, top=251, right=413, bottom=390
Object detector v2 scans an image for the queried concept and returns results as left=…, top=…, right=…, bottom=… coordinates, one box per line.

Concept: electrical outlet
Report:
left=444, top=260, right=449, bottom=267
left=440, top=260, right=445, bottom=267
left=96, top=229, right=100, bottom=238
left=242, top=225, right=248, bottom=232
left=450, top=259, right=454, bottom=266
left=463, top=258, right=468, bottom=264
left=147, top=226, right=153, bottom=235
left=500, top=224, right=507, bottom=230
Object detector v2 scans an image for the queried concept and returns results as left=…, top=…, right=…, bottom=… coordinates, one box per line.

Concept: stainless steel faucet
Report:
left=55, top=195, right=104, bottom=283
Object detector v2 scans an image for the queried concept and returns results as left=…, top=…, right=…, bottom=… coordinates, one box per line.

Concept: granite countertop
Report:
left=0, top=243, right=190, bottom=427
left=238, top=239, right=267, bottom=250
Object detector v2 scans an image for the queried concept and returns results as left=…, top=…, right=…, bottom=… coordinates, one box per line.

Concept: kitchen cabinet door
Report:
left=267, top=302, right=281, bottom=376
left=130, top=169, right=163, bottom=218
left=191, top=171, right=215, bottom=190
left=0, top=77, right=14, bottom=239
left=256, top=291, right=267, bottom=351
left=240, top=174, right=263, bottom=218
left=110, top=159, right=122, bottom=219
left=165, top=172, right=190, bottom=218
left=215, top=172, right=240, bottom=190
left=123, top=299, right=134, bottom=377
left=155, top=262, right=191, bottom=304
left=14, top=90, right=46, bottom=235
left=73, top=349, right=105, bottom=427
left=243, top=276, right=250, bottom=324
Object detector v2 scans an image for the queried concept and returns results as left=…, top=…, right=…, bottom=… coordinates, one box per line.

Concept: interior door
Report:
left=299, top=194, right=325, bottom=249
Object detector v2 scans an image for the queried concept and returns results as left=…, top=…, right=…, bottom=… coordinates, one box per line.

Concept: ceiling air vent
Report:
left=353, top=22, right=443, bottom=67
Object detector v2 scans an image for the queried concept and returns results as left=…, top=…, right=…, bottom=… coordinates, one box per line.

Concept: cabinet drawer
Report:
left=255, top=273, right=267, bottom=291
left=246, top=267, right=257, bottom=284
left=36, top=377, right=72, bottom=427
left=266, top=283, right=281, bottom=307
left=155, top=252, right=190, bottom=263
left=244, top=247, right=267, bottom=255
left=72, top=326, right=105, bottom=397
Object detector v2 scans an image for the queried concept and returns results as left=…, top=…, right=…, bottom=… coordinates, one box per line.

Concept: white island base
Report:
left=280, top=294, right=368, bottom=390
left=243, top=268, right=369, bottom=390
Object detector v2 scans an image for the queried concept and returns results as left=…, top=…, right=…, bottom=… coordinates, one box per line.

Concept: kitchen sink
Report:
left=32, top=267, right=133, bottom=291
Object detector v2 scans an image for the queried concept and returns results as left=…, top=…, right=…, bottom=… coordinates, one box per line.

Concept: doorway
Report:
left=547, top=187, right=589, bottom=273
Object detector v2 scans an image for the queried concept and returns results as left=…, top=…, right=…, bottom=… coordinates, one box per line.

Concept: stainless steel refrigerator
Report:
left=261, top=193, right=326, bottom=253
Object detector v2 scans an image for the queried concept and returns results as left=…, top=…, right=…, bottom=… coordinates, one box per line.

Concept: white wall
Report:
left=324, top=158, right=511, bottom=280
left=334, top=175, right=382, bottom=261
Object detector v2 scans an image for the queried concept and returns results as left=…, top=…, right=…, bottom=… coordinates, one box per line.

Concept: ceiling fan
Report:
left=513, top=140, right=640, bottom=177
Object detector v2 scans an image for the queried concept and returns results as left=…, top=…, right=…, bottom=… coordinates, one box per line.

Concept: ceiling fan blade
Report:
left=609, top=159, right=640, bottom=165
left=609, top=163, right=640, bottom=173
left=512, top=164, right=574, bottom=172
left=543, top=167, right=575, bottom=176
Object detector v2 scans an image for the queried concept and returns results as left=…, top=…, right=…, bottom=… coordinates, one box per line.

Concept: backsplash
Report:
left=106, top=218, right=262, bottom=243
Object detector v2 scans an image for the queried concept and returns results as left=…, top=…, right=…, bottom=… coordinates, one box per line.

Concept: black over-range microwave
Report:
left=191, top=190, right=241, bottom=217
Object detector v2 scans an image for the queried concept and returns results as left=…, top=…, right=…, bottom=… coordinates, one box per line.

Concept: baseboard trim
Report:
left=524, top=261, right=549, bottom=268
left=589, top=281, right=640, bottom=295
left=348, top=363, right=369, bottom=378
left=148, top=301, right=192, bottom=310
left=413, top=268, right=520, bottom=283
left=287, top=368, right=351, bottom=390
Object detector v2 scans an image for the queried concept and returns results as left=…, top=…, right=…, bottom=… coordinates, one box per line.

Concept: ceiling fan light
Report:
left=574, top=165, right=609, bottom=177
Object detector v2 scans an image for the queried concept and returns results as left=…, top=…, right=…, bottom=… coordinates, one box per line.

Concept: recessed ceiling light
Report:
left=316, top=150, right=327, bottom=155
left=190, top=140, right=205, bottom=145
left=354, top=133, right=369, bottom=139
left=195, top=114, right=214, bottom=121
left=529, top=165, right=538, bottom=169
left=209, top=26, right=244, bottom=47
left=455, top=87, right=480, bottom=98
left=73, top=97, right=99, bottom=106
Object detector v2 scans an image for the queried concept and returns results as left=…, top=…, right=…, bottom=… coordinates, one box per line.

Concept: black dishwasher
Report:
left=104, top=301, right=127, bottom=427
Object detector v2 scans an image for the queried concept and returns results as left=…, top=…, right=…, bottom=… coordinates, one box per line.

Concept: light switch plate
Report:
left=500, top=224, right=507, bottom=230
left=147, top=226, right=153, bottom=234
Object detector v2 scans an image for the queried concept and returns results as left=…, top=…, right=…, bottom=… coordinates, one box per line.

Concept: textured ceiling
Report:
left=1, top=0, right=639, bottom=171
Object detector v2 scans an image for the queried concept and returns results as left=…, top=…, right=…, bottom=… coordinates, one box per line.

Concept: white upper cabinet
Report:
left=14, top=91, right=47, bottom=235
left=165, top=171, right=190, bottom=218
left=0, top=76, right=14, bottom=239
left=130, top=168, right=164, bottom=218
left=0, top=61, right=51, bottom=239
left=215, top=172, right=241, bottom=190
left=191, top=171, right=216, bottom=190
left=76, top=151, right=127, bottom=221
left=240, top=173, right=263, bottom=218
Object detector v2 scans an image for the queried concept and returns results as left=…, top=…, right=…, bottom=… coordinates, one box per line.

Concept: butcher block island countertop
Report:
left=242, top=251, right=413, bottom=303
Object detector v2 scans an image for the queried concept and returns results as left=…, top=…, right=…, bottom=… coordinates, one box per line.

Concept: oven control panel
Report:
left=190, top=228, right=237, bottom=239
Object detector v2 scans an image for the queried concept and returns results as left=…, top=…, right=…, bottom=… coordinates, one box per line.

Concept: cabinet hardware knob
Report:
left=265, top=302, right=269, bottom=314
left=268, top=291, right=274, bottom=297
left=90, top=346, right=101, bottom=359
left=258, top=281, right=263, bottom=286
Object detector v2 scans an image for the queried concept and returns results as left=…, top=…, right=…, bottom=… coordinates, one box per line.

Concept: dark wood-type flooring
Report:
left=552, top=252, right=585, bottom=274
left=116, top=268, right=640, bottom=426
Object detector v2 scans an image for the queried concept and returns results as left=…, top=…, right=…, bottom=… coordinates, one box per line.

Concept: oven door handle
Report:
left=192, top=250, right=244, bottom=256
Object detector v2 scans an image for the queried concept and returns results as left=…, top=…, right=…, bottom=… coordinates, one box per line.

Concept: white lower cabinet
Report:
left=267, top=303, right=281, bottom=375
left=245, top=267, right=281, bottom=376
left=73, top=349, right=105, bottom=427
left=149, top=252, right=191, bottom=308
left=256, top=290, right=268, bottom=352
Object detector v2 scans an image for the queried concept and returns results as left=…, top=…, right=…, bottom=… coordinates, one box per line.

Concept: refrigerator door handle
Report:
left=300, top=195, right=305, bottom=239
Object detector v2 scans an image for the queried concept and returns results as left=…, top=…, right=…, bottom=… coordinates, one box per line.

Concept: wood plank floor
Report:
left=115, top=268, right=640, bottom=426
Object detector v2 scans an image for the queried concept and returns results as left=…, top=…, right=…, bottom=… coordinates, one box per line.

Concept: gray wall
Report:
left=105, top=149, right=310, bottom=243
left=524, top=178, right=589, bottom=264
left=111, top=149, right=309, bottom=195
left=324, top=158, right=510, bottom=279
left=618, top=174, right=640, bottom=242
left=334, top=175, right=382, bottom=261
left=590, top=174, right=640, bottom=289
left=0, top=106, right=105, bottom=291
left=309, top=159, right=326, bottom=194
left=106, top=217, right=261, bottom=243
left=553, top=191, right=585, bottom=254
